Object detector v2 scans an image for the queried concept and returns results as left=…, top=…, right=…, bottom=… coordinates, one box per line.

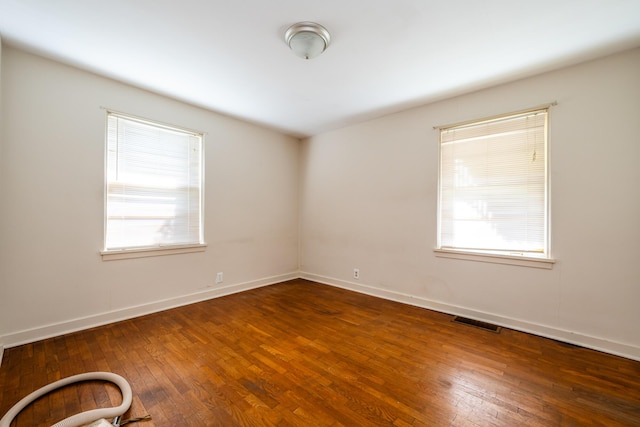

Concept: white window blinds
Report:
left=105, top=113, right=204, bottom=251
left=438, top=109, right=548, bottom=257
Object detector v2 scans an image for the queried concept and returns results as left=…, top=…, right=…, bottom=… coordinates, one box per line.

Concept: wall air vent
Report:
left=452, top=316, right=502, bottom=333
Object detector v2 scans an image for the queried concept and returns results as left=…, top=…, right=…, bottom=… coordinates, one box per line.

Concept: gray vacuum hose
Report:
left=0, top=371, right=132, bottom=427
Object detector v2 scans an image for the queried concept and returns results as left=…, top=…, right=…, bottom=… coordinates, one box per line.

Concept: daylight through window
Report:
left=104, top=112, right=204, bottom=252
left=437, top=108, right=549, bottom=258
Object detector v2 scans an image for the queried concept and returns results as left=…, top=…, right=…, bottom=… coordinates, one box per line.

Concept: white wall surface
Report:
left=300, top=48, right=640, bottom=360
left=0, top=46, right=299, bottom=346
left=0, top=37, right=4, bottom=362
left=1, top=44, right=639, bottom=361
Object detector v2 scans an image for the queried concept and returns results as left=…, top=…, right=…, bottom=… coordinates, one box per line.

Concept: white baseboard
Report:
left=3, top=272, right=638, bottom=364
left=300, top=272, right=640, bottom=362
left=1, top=272, right=299, bottom=350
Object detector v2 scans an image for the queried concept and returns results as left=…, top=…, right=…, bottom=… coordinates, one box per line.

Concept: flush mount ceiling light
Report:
left=285, top=22, right=331, bottom=60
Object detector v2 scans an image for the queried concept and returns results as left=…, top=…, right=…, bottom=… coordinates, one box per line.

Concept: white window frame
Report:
left=101, top=111, right=206, bottom=261
left=435, top=107, right=555, bottom=269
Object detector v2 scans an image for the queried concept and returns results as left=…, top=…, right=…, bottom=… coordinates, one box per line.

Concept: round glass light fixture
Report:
left=285, top=22, right=331, bottom=60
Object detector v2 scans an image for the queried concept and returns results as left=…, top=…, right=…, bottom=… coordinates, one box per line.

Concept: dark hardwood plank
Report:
left=1, top=279, right=639, bottom=426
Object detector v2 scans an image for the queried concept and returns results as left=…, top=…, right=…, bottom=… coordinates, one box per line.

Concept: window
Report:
left=437, top=108, right=551, bottom=265
left=103, top=112, right=204, bottom=258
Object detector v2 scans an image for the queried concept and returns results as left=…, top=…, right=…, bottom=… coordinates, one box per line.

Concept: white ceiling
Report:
left=1, top=0, right=640, bottom=138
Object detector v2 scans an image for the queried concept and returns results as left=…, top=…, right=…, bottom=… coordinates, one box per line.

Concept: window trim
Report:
left=435, top=104, right=555, bottom=266
left=101, top=243, right=207, bottom=261
left=434, top=248, right=555, bottom=269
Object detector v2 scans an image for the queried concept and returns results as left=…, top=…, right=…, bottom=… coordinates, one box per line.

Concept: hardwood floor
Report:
left=1, top=279, right=639, bottom=426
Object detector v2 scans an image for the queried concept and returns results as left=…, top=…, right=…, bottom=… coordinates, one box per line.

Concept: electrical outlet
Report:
left=353, top=268, right=360, bottom=279
left=216, top=272, right=224, bottom=283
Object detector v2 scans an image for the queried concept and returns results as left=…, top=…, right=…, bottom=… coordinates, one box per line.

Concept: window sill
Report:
left=434, top=249, right=555, bottom=269
left=101, top=244, right=207, bottom=261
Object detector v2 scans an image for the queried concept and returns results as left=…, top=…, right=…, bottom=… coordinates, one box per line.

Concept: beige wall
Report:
left=1, top=44, right=639, bottom=361
left=300, top=48, right=640, bottom=360
left=0, top=38, right=3, bottom=360
left=0, top=46, right=300, bottom=346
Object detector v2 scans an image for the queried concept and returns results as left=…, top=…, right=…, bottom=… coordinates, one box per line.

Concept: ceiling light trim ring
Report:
left=285, top=22, right=331, bottom=59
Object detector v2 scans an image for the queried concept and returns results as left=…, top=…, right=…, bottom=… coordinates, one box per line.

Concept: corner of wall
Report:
left=0, top=340, right=4, bottom=367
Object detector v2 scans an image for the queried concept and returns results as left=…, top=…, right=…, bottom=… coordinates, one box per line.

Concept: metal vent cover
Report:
left=452, top=316, right=502, bottom=333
